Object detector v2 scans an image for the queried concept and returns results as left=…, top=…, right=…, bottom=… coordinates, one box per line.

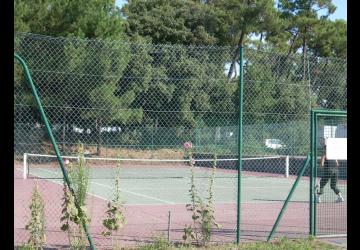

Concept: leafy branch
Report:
left=183, top=142, right=221, bottom=246
left=25, top=182, right=46, bottom=250
left=102, top=159, right=126, bottom=249
left=60, top=144, right=90, bottom=249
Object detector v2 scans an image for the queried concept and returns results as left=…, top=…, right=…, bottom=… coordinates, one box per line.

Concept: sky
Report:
left=115, top=0, right=347, bottom=21
left=321, top=0, right=347, bottom=21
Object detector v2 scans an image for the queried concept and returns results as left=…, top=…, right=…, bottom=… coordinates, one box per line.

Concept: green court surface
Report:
left=19, top=165, right=346, bottom=206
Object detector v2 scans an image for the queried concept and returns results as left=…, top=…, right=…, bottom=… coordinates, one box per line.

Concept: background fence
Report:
left=14, top=32, right=347, bottom=248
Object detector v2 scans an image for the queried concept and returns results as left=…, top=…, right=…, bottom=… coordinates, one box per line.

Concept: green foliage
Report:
left=70, top=145, right=90, bottom=207
left=133, top=236, right=342, bottom=250
left=60, top=144, right=90, bottom=249
left=14, top=0, right=129, bottom=154
left=14, top=60, right=34, bottom=118
left=138, top=236, right=171, bottom=250
left=309, top=56, right=347, bottom=110
left=18, top=243, right=36, bottom=250
left=121, top=0, right=346, bottom=69
left=122, top=0, right=282, bottom=48
left=122, top=0, right=285, bottom=81
left=25, top=182, right=46, bottom=250
left=14, top=31, right=345, bottom=158
left=14, top=0, right=125, bottom=39
left=200, top=156, right=221, bottom=244
left=60, top=184, right=89, bottom=249
left=14, top=0, right=31, bottom=33
left=308, top=19, right=347, bottom=58
left=122, top=0, right=218, bottom=45
left=271, top=0, right=346, bottom=60
left=244, top=50, right=314, bottom=123
left=102, top=160, right=126, bottom=248
left=183, top=150, right=221, bottom=246
left=15, top=0, right=346, bottom=57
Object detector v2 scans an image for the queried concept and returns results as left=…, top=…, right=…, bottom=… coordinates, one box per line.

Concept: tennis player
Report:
left=316, top=139, right=344, bottom=203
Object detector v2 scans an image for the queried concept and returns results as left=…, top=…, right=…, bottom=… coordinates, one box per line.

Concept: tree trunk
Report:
left=227, top=30, right=246, bottom=81
left=62, top=122, right=66, bottom=153
left=153, top=116, right=158, bottom=150
left=154, top=116, right=159, bottom=132
left=96, top=118, right=102, bottom=156
left=257, top=32, right=263, bottom=50
left=227, top=0, right=254, bottom=81
left=280, top=31, right=299, bottom=81
left=302, top=27, right=307, bottom=81
left=62, top=111, right=67, bottom=153
left=287, top=31, right=298, bottom=58
left=215, top=127, right=221, bottom=144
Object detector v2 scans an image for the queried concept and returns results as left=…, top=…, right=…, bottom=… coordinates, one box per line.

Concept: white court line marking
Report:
left=22, top=168, right=175, bottom=204
left=15, top=168, right=109, bottom=202
left=17, top=168, right=301, bottom=206
left=89, top=181, right=175, bottom=204
left=126, top=184, right=308, bottom=190
left=121, top=199, right=309, bottom=206
left=19, top=168, right=309, bottom=191
left=17, top=168, right=309, bottom=205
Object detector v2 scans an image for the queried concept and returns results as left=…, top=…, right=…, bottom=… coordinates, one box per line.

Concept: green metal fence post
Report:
left=310, top=110, right=315, bottom=235
left=236, top=46, right=244, bottom=245
left=267, top=154, right=311, bottom=241
left=313, top=112, right=318, bottom=236
left=14, top=53, right=96, bottom=250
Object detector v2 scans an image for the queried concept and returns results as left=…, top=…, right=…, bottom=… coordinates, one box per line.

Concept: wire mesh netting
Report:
left=14, top=32, right=347, bottom=248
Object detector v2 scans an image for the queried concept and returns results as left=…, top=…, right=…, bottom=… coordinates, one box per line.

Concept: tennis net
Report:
left=22, top=153, right=301, bottom=180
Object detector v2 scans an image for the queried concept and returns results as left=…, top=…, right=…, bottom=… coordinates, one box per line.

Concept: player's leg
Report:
left=318, top=172, right=330, bottom=195
left=330, top=170, right=344, bottom=202
left=316, top=170, right=330, bottom=203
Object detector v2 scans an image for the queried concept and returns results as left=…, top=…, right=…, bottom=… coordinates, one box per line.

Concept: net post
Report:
left=285, top=155, right=289, bottom=178
left=23, top=153, right=27, bottom=179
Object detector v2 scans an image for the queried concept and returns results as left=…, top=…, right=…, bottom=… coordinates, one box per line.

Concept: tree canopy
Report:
left=14, top=0, right=347, bottom=156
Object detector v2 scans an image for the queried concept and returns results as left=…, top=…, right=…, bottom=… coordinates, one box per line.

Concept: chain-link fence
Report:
left=312, top=111, right=347, bottom=237
left=14, top=32, right=347, bottom=248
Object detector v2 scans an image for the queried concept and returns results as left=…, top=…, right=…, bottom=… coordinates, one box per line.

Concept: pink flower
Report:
left=183, top=141, right=193, bottom=149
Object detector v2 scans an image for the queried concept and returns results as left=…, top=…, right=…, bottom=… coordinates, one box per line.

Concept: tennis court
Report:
left=15, top=154, right=346, bottom=248
left=21, top=155, right=316, bottom=205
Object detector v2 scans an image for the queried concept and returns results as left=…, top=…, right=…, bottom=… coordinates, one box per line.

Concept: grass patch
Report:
left=127, top=237, right=344, bottom=250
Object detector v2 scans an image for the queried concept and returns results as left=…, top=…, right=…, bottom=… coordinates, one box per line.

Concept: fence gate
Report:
left=310, top=109, right=347, bottom=237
